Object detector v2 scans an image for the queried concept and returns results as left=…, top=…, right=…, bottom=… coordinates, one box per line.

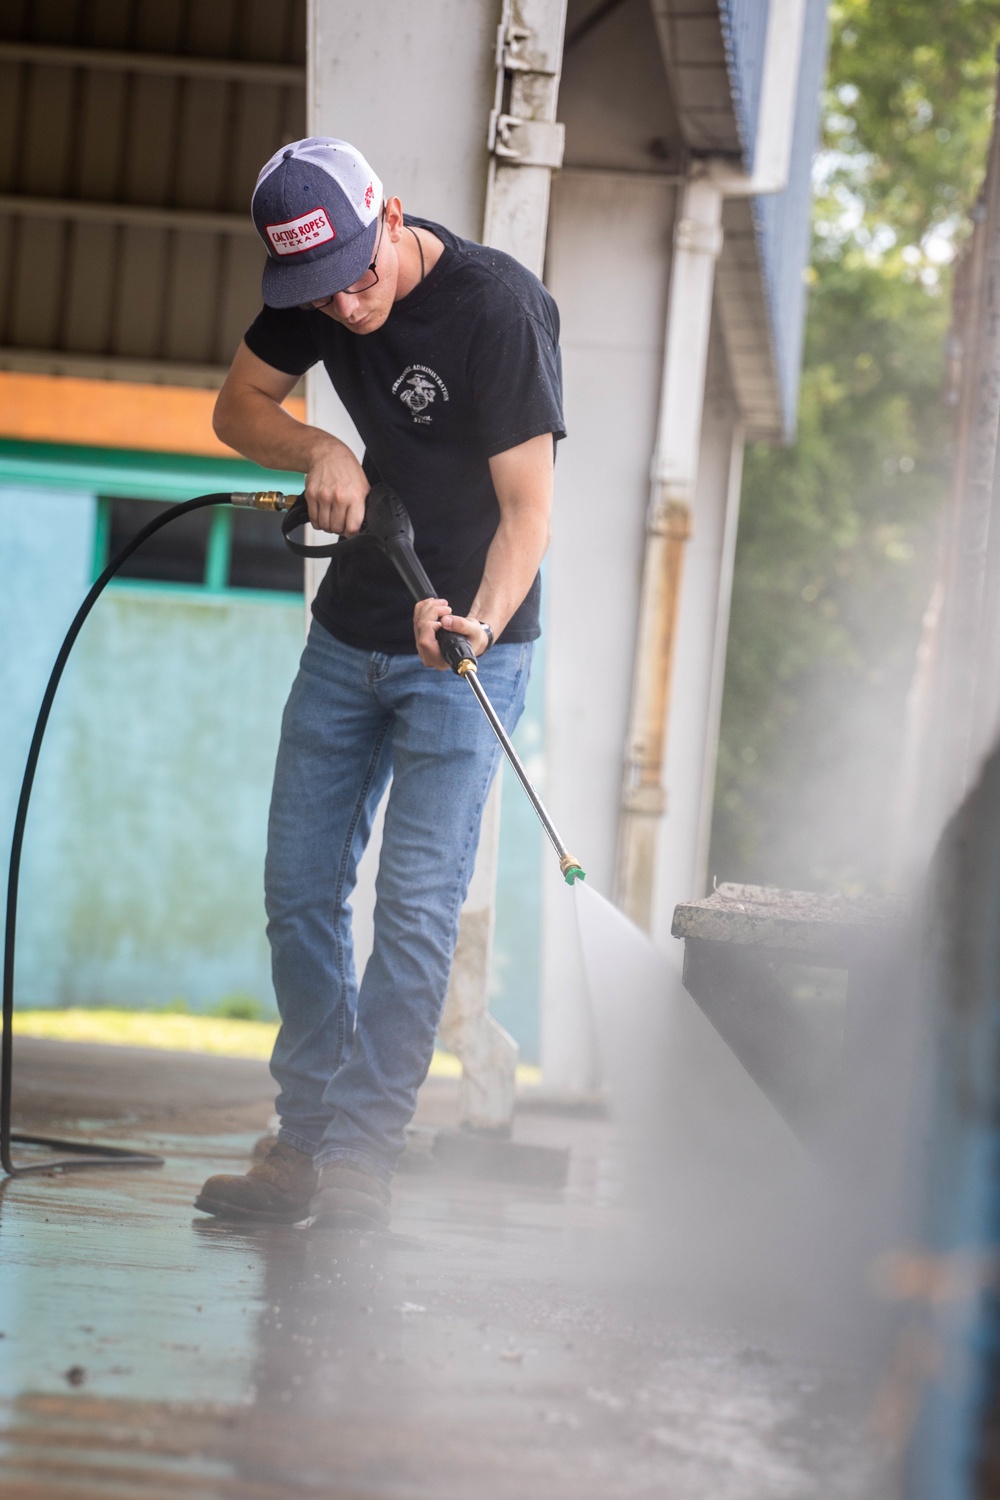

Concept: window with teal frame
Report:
left=0, top=439, right=305, bottom=600
left=93, top=494, right=304, bottom=597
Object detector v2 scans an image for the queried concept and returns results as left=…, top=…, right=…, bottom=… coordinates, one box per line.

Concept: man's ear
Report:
left=384, top=196, right=405, bottom=238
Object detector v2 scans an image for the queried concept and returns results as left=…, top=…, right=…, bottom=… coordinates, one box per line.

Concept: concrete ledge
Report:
left=672, top=881, right=905, bottom=961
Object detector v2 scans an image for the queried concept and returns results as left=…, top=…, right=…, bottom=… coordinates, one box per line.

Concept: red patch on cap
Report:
left=265, top=207, right=336, bottom=257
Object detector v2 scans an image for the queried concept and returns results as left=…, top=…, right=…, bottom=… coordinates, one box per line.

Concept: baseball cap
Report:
left=251, top=137, right=384, bottom=309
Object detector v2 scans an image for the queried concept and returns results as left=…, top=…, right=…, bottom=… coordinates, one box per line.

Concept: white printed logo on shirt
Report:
left=392, top=365, right=450, bottom=425
left=265, top=207, right=336, bottom=257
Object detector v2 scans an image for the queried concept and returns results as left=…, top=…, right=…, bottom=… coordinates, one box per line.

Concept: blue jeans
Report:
left=265, top=621, right=532, bottom=1180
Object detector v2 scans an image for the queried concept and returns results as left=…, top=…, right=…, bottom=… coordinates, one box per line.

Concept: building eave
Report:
left=649, top=0, right=744, bottom=161
left=714, top=196, right=787, bottom=443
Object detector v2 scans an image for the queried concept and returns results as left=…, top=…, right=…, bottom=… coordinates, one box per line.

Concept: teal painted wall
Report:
left=1, top=468, right=544, bottom=1054
left=1, top=484, right=100, bottom=1009
left=1, top=480, right=304, bottom=1012
left=27, top=587, right=303, bottom=1011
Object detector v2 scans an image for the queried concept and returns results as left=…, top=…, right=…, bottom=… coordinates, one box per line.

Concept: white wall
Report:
left=539, top=168, right=677, bottom=1091
left=306, top=0, right=503, bottom=453
left=310, top=0, right=498, bottom=240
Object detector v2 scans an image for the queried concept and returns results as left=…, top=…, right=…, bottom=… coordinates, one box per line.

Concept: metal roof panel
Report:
left=0, top=1, right=304, bottom=384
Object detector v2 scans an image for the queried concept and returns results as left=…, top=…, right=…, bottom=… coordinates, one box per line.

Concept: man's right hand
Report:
left=304, top=437, right=370, bottom=537
left=213, top=343, right=370, bottom=536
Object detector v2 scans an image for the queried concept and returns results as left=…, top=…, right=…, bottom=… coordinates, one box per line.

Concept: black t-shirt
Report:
left=243, top=216, right=565, bottom=653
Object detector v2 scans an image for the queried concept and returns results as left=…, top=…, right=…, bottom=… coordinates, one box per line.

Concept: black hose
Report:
left=2, top=493, right=232, bottom=1176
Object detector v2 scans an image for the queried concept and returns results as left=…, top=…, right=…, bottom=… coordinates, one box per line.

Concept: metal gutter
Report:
left=0, top=41, right=304, bottom=86
left=0, top=194, right=256, bottom=237
left=0, top=348, right=232, bottom=389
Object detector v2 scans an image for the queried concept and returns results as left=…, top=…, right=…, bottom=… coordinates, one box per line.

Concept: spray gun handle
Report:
left=273, top=486, right=477, bottom=673
left=364, top=484, right=436, bottom=597
left=363, top=485, right=478, bottom=675
left=436, top=630, right=478, bottom=673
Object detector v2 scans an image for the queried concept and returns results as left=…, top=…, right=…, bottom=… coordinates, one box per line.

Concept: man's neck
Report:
left=394, top=223, right=445, bottom=301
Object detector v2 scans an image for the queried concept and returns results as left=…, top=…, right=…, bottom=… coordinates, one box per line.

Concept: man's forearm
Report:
left=468, top=511, right=550, bottom=637
left=214, top=380, right=369, bottom=536
left=214, top=388, right=347, bottom=476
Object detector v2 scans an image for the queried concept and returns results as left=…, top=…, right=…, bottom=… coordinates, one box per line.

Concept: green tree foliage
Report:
left=823, top=0, right=998, bottom=248
left=709, top=0, right=997, bottom=891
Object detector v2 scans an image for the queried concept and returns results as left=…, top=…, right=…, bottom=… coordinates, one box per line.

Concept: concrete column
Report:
left=436, top=778, right=516, bottom=1129
left=306, top=0, right=504, bottom=1104
left=309, top=0, right=498, bottom=239
left=438, top=0, right=568, bottom=1129
left=307, top=0, right=565, bottom=1125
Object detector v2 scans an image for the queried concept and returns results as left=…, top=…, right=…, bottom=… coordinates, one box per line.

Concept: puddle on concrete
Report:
left=0, top=1102, right=887, bottom=1497
left=0, top=1171, right=264, bottom=1406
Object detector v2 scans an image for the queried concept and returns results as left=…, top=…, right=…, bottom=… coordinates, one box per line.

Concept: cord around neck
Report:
left=407, top=224, right=426, bottom=284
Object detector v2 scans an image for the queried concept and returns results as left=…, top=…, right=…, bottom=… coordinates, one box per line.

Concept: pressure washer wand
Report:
left=459, top=666, right=585, bottom=884
left=363, top=484, right=585, bottom=886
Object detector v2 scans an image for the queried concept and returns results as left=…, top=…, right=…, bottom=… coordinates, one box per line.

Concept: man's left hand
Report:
left=413, top=599, right=490, bottom=670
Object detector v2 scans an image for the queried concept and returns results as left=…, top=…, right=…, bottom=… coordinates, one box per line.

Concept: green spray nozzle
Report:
left=560, top=857, right=586, bottom=886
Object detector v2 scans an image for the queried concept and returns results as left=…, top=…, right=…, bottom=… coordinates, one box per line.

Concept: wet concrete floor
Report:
left=0, top=1039, right=884, bottom=1498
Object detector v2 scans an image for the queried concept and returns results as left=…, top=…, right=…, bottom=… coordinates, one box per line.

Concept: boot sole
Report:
left=192, top=1192, right=311, bottom=1224
left=307, top=1207, right=389, bottom=1234
left=309, top=1185, right=390, bottom=1230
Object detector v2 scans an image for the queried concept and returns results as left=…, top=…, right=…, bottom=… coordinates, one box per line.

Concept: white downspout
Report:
left=615, top=173, right=724, bottom=928
left=615, top=0, right=807, bottom=929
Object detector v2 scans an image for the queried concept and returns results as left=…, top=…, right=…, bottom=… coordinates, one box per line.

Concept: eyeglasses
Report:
left=298, top=207, right=386, bottom=311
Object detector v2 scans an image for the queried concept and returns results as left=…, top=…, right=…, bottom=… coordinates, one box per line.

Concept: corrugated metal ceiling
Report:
left=0, top=0, right=305, bottom=387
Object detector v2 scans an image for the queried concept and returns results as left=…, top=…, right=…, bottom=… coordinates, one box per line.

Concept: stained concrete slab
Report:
left=0, top=1040, right=887, bottom=1498
left=9, top=1036, right=278, bottom=1134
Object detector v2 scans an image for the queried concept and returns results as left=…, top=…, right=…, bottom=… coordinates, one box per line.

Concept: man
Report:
left=195, top=137, right=564, bottom=1230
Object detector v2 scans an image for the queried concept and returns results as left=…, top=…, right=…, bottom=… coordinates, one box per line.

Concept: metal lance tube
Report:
left=454, top=659, right=584, bottom=884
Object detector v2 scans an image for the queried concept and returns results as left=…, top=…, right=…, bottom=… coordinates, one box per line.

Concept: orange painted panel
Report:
left=0, top=371, right=306, bottom=458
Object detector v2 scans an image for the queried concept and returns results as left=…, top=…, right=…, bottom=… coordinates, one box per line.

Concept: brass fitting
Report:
left=456, top=658, right=478, bottom=677
left=559, top=854, right=585, bottom=881
left=230, top=491, right=291, bottom=511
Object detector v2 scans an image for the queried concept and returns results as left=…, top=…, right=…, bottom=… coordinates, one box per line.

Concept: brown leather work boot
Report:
left=308, top=1160, right=391, bottom=1231
left=194, top=1139, right=317, bottom=1223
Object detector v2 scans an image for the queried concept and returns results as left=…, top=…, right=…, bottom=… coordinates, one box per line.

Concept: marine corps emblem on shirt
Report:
left=392, top=364, right=450, bottom=425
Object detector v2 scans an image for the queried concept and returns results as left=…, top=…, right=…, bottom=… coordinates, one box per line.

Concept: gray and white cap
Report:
left=251, top=137, right=383, bottom=309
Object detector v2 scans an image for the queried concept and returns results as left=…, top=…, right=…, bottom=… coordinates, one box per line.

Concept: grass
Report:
left=14, top=1008, right=281, bottom=1059
left=12, top=1008, right=541, bottom=1084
